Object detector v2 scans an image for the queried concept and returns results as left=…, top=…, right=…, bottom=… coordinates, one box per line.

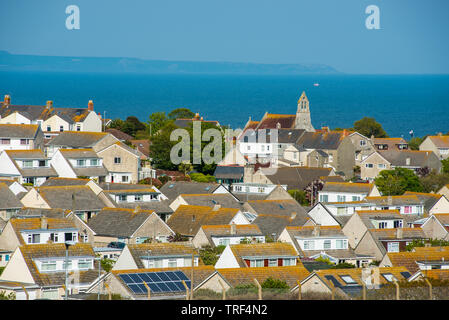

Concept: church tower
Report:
left=294, top=91, right=315, bottom=132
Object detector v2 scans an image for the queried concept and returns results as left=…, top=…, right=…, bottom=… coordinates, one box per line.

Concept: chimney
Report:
left=387, top=196, right=393, bottom=206
left=46, top=100, right=53, bottom=109
left=133, top=205, right=141, bottom=214
left=3, top=95, right=10, bottom=105
left=192, top=215, right=196, bottom=222
left=396, top=228, right=403, bottom=239
left=200, top=116, right=203, bottom=121
left=40, top=216, right=48, bottom=229
left=88, top=100, right=94, bottom=111
left=312, top=224, right=320, bottom=237
left=276, top=122, right=281, bottom=129
left=405, top=157, right=411, bottom=166
left=230, top=223, right=236, bottom=235
left=371, top=266, right=380, bottom=287
left=438, top=132, right=443, bottom=136
left=212, top=204, right=221, bottom=211
left=194, top=113, right=200, bottom=120
left=291, top=211, right=297, bottom=220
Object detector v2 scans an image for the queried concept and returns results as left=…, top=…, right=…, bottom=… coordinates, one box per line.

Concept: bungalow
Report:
left=419, top=134, right=449, bottom=160
left=0, top=182, right=23, bottom=221
left=361, top=149, right=442, bottom=181
left=318, top=182, right=380, bottom=203
left=113, top=243, right=199, bottom=271
left=252, top=213, right=312, bottom=240
left=354, top=228, right=428, bottom=261
left=306, top=202, right=352, bottom=227
left=88, top=266, right=222, bottom=300
left=299, top=266, right=411, bottom=298
left=166, top=205, right=249, bottom=238
left=214, top=242, right=299, bottom=269
left=229, top=183, right=291, bottom=202
left=420, top=214, right=449, bottom=240
left=402, top=192, right=449, bottom=215
left=50, top=149, right=108, bottom=182
left=20, top=185, right=108, bottom=221
left=0, top=243, right=103, bottom=299
left=159, top=181, right=230, bottom=203
left=192, top=224, right=265, bottom=248
left=213, top=165, right=244, bottom=185
left=87, top=207, right=175, bottom=246
left=380, top=246, right=449, bottom=274
left=0, top=149, right=58, bottom=186
left=170, top=193, right=242, bottom=212
left=372, top=137, right=409, bottom=151
left=0, top=124, right=44, bottom=152
left=0, top=216, right=79, bottom=251
left=278, top=225, right=372, bottom=267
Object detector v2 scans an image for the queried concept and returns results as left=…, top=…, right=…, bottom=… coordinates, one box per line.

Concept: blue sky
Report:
left=0, top=0, right=448, bottom=74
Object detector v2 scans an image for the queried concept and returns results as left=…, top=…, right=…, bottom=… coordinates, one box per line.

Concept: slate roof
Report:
left=0, top=104, right=47, bottom=122
left=40, top=177, right=91, bottom=187
left=426, top=135, right=449, bottom=148
left=37, top=185, right=106, bottom=211
left=14, top=207, right=70, bottom=219
left=0, top=183, right=23, bottom=209
left=167, top=205, right=241, bottom=237
left=385, top=247, right=449, bottom=274
left=179, top=193, right=242, bottom=209
left=213, top=165, right=244, bottom=180
left=105, top=128, right=133, bottom=142
left=130, top=140, right=150, bottom=157
left=369, top=228, right=427, bottom=241
left=217, top=266, right=310, bottom=289
left=19, top=243, right=100, bottom=287
left=260, top=166, right=333, bottom=190
left=229, top=243, right=300, bottom=267
left=295, top=131, right=346, bottom=150
left=99, top=182, right=155, bottom=191
left=5, top=149, right=47, bottom=160
left=246, top=199, right=308, bottom=217
left=159, top=181, right=220, bottom=201
left=378, top=149, right=436, bottom=167
left=6, top=150, right=58, bottom=179
left=255, top=114, right=296, bottom=130
left=115, top=200, right=174, bottom=214
left=322, top=182, right=374, bottom=194
left=0, top=124, right=40, bottom=138
left=59, top=150, right=108, bottom=177
left=253, top=214, right=308, bottom=238
left=87, top=207, right=155, bottom=238
left=364, top=195, right=424, bottom=206
left=355, top=210, right=403, bottom=228
left=432, top=214, right=449, bottom=226
left=403, top=192, right=444, bottom=212
left=126, top=243, right=197, bottom=269
left=200, top=224, right=263, bottom=245
left=47, top=131, right=110, bottom=147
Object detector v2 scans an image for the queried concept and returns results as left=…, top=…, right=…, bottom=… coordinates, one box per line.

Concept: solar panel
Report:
left=400, top=271, right=411, bottom=279
left=324, top=275, right=341, bottom=288
left=119, top=271, right=191, bottom=295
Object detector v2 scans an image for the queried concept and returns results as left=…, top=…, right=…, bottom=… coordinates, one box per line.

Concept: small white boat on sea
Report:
left=313, top=83, right=319, bottom=87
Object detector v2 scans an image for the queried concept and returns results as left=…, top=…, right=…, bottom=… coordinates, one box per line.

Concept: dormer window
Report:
left=23, top=160, right=33, bottom=168
left=20, top=139, right=30, bottom=145
left=76, top=159, right=86, bottom=167
left=41, top=260, right=57, bottom=271
left=340, top=275, right=357, bottom=285
left=78, top=259, right=93, bottom=270
left=118, top=195, right=127, bottom=202
left=90, top=159, right=99, bottom=166
left=39, top=160, right=47, bottom=167
left=27, top=233, right=40, bottom=244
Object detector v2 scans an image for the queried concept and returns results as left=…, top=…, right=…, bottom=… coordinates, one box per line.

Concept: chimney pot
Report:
left=4, top=95, right=10, bottom=105
left=88, top=100, right=94, bottom=111
left=396, top=228, right=403, bottom=239
left=46, top=100, right=53, bottom=109
left=212, top=204, right=221, bottom=211
left=230, top=223, right=236, bottom=235
left=405, top=157, right=411, bottom=166
left=312, top=224, right=320, bottom=237
left=40, top=216, right=48, bottom=229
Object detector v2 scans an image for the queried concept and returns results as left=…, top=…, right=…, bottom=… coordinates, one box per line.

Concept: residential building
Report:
left=0, top=182, right=23, bottom=221
left=169, top=193, right=242, bottom=212
left=420, top=214, right=449, bottom=241
left=318, top=182, right=380, bottom=203
left=159, top=181, right=229, bottom=203
left=192, top=224, right=265, bottom=248
left=0, top=124, right=44, bottom=152
left=174, top=112, right=220, bottom=128
left=229, top=183, right=291, bottom=202
left=213, top=165, right=244, bottom=185
left=0, top=149, right=58, bottom=186
left=214, top=242, right=299, bottom=269
left=419, top=134, right=449, bottom=160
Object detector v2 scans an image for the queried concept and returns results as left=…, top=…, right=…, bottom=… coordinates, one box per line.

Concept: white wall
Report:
left=50, top=150, right=77, bottom=178
left=82, top=111, right=102, bottom=132
left=318, top=191, right=368, bottom=203
left=0, top=152, right=21, bottom=176
left=307, top=203, right=339, bottom=226
left=214, top=245, right=241, bottom=269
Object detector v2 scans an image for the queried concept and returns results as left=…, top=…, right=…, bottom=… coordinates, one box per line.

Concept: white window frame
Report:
left=387, top=242, right=400, bottom=253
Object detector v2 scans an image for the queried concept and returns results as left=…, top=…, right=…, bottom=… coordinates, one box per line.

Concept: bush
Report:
left=261, top=277, right=289, bottom=289
left=100, top=258, right=115, bottom=272
left=189, top=172, right=216, bottom=183
left=199, top=245, right=225, bottom=265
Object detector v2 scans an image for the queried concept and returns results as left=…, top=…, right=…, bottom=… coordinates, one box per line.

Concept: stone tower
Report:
left=294, top=91, right=315, bottom=132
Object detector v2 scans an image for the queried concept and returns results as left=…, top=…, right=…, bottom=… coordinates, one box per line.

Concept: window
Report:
left=41, top=260, right=57, bottom=271
left=114, top=157, right=121, bottom=164
left=320, top=194, right=329, bottom=202
left=39, top=160, right=47, bottom=167
left=20, top=139, right=29, bottom=145
left=352, top=196, right=360, bottom=201
left=219, top=238, right=230, bottom=246
left=78, top=259, right=93, bottom=270
left=268, top=259, right=278, bottom=267
left=250, top=259, right=264, bottom=267
left=121, top=175, right=129, bottom=182
left=337, top=207, right=346, bottom=215
left=63, top=260, right=72, bottom=270
left=394, top=220, right=403, bottom=228
left=46, top=126, right=51, bottom=132
left=340, top=275, right=357, bottom=284
left=146, top=259, right=162, bottom=268
left=28, top=233, right=40, bottom=244
left=387, top=242, right=400, bottom=253
left=76, top=159, right=86, bottom=167
left=404, top=206, right=412, bottom=214
left=257, top=187, right=265, bottom=193
left=90, top=159, right=99, bottom=166
left=65, top=232, right=73, bottom=242
left=337, top=195, right=346, bottom=202
left=50, top=233, right=59, bottom=242
left=283, top=258, right=295, bottom=266
left=261, top=145, right=265, bottom=152
left=118, top=195, right=127, bottom=202
left=303, top=240, right=315, bottom=250
left=135, top=237, right=148, bottom=244
left=59, top=126, right=64, bottom=132
left=378, top=164, right=386, bottom=169
left=382, top=273, right=397, bottom=282
left=134, top=194, right=142, bottom=201
left=365, top=163, right=374, bottom=168
left=360, top=140, right=366, bottom=146
left=267, top=145, right=270, bottom=151
left=1, top=139, right=10, bottom=145
left=323, top=240, right=331, bottom=250
left=5, top=255, right=9, bottom=261
left=76, top=125, right=81, bottom=131
left=247, top=146, right=251, bottom=151
left=336, top=239, right=347, bottom=249
left=23, top=160, right=33, bottom=168
left=379, top=222, right=387, bottom=229
left=168, top=259, right=177, bottom=268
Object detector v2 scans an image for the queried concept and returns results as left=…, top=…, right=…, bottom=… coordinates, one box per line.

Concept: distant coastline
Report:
left=0, top=51, right=340, bottom=75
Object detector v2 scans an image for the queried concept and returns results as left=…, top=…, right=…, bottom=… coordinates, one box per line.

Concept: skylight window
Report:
left=382, top=273, right=397, bottom=282
left=340, top=275, right=357, bottom=285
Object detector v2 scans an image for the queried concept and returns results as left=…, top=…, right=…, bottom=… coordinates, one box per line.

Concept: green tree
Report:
left=261, top=277, right=289, bottom=289
left=419, top=172, right=449, bottom=193
left=189, top=172, right=216, bottom=183
left=148, top=112, right=171, bottom=136
left=178, top=161, right=194, bottom=175
left=100, top=258, right=115, bottom=272
left=122, top=116, right=147, bottom=137
left=288, top=189, right=309, bottom=206
left=168, top=108, right=195, bottom=120
left=353, top=117, right=388, bottom=138
left=0, top=290, right=15, bottom=300
left=107, top=118, right=125, bottom=131
left=199, top=245, right=225, bottom=265
left=408, top=136, right=425, bottom=150
left=149, top=122, right=180, bottom=170
left=375, top=167, right=424, bottom=195
left=406, top=239, right=449, bottom=251
left=442, top=158, right=449, bottom=174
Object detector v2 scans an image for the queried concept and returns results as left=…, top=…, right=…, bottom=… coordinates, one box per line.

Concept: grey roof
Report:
left=0, top=124, right=40, bottom=139
left=403, top=192, right=444, bottom=213
left=0, top=105, right=47, bottom=121
left=332, top=215, right=352, bottom=227
left=0, top=183, right=22, bottom=209
left=180, top=193, right=242, bottom=209
left=240, top=128, right=306, bottom=144
left=47, top=132, right=110, bottom=148
left=87, top=208, right=155, bottom=238
left=246, top=199, right=308, bottom=217
left=37, top=185, right=106, bottom=211
left=5, top=150, right=47, bottom=160
left=260, top=166, right=333, bottom=190
left=71, top=166, right=109, bottom=177
left=18, top=167, right=58, bottom=178
left=99, top=182, right=155, bottom=191
left=116, top=200, right=174, bottom=214
left=40, top=177, right=91, bottom=187
left=14, top=207, right=69, bottom=218
left=232, top=193, right=268, bottom=202
left=159, top=181, right=220, bottom=201
left=296, top=131, right=345, bottom=150
left=378, top=150, right=437, bottom=167
left=253, top=214, right=308, bottom=238
left=213, top=165, right=244, bottom=180
left=321, top=182, right=373, bottom=194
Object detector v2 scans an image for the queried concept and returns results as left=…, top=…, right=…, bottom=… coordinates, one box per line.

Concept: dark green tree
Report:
left=408, top=136, right=425, bottom=150
left=168, top=108, right=195, bottom=120
left=261, top=277, right=289, bottom=289
left=375, top=167, right=424, bottom=195
left=353, top=117, right=388, bottom=138
left=149, top=122, right=180, bottom=170
left=442, top=158, right=449, bottom=174
left=419, top=172, right=449, bottom=193
left=288, top=189, right=309, bottom=206
left=148, top=112, right=171, bottom=136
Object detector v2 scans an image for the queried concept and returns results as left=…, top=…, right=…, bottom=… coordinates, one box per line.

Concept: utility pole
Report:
left=190, top=250, right=194, bottom=300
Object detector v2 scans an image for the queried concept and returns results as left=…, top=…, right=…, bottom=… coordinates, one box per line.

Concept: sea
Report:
left=0, top=71, right=448, bottom=138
